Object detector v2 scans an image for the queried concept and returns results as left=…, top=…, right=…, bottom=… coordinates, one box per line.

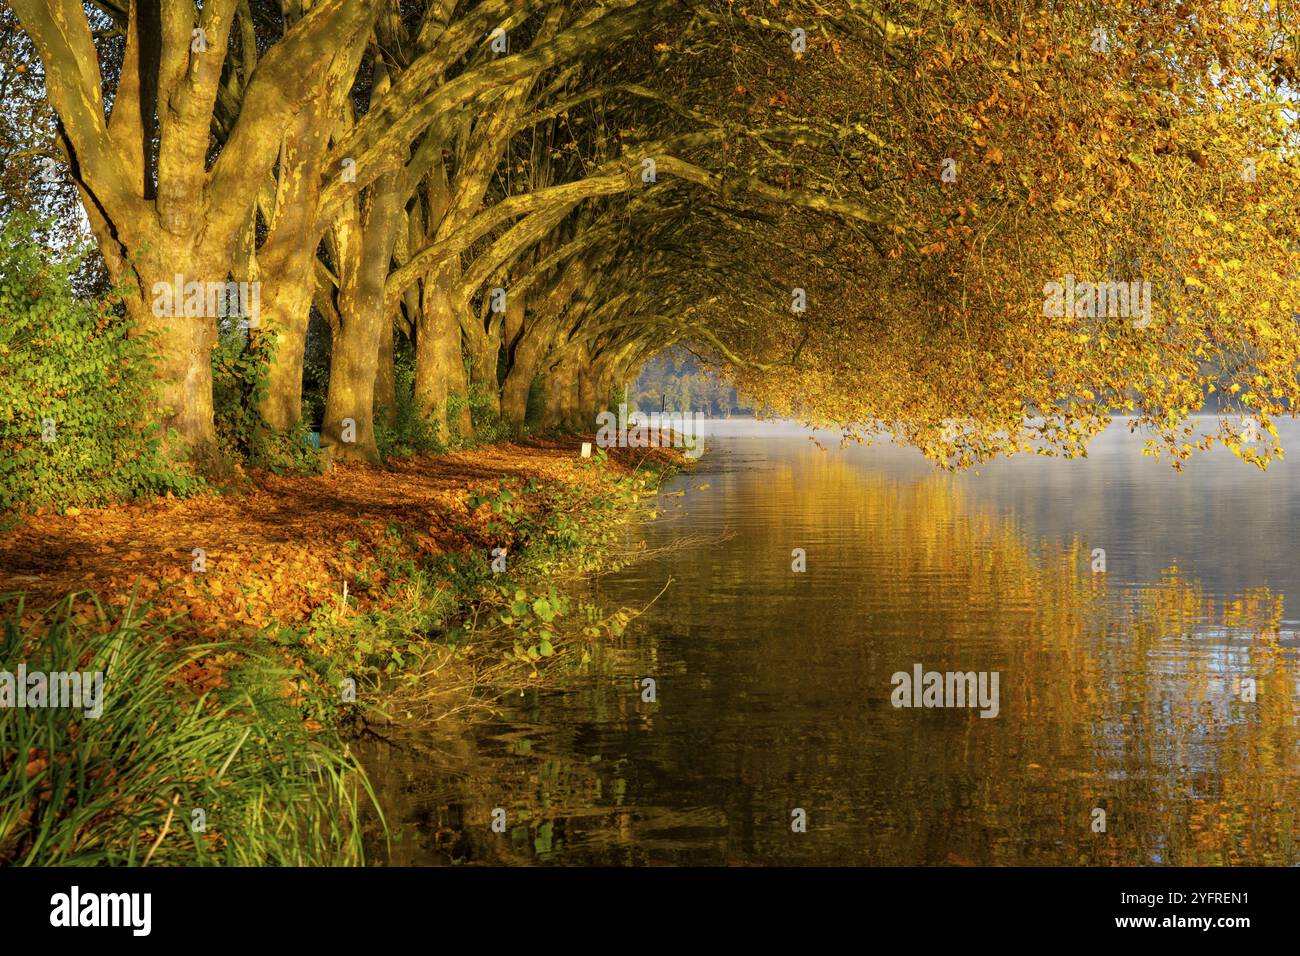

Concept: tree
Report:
left=10, top=0, right=380, bottom=463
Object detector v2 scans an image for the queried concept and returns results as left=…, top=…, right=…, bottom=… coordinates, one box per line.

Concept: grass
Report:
left=0, top=593, right=378, bottom=866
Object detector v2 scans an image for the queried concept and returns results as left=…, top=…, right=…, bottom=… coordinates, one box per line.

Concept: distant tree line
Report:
left=630, top=349, right=755, bottom=419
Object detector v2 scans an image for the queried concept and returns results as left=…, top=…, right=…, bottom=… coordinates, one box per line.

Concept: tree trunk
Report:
left=255, top=264, right=316, bottom=432
left=415, top=262, right=470, bottom=442
left=470, top=329, right=502, bottom=418
left=322, top=322, right=380, bottom=463
left=560, top=359, right=583, bottom=430
left=73, top=191, right=224, bottom=465
left=595, top=363, right=617, bottom=416
left=134, top=286, right=219, bottom=465
left=540, top=355, right=573, bottom=431
left=253, top=96, right=333, bottom=433
left=541, top=355, right=582, bottom=432
left=322, top=176, right=403, bottom=464
left=374, top=312, right=397, bottom=429
left=501, top=324, right=549, bottom=428
left=122, top=250, right=221, bottom=466
left=577, top=362, right=598, bottom=426
left=13, top=0, right=378, bottom=465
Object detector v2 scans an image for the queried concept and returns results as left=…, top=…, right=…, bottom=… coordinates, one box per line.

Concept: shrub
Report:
left=0, top=216, right=201, bottom=512
left=374, top=343, right=446, bottom=459
left=464, top=384, right=515, bottom=446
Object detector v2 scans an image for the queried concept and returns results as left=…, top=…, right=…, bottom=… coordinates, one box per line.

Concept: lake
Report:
left=360, top=418, right=1300, bottom=865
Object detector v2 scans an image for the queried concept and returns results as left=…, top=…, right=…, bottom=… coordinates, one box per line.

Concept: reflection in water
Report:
left=359, top=421, right=1300, bottom=866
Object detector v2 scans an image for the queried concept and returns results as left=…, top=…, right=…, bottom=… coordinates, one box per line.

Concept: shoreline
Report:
left=0, top=436, right=688, bottom=865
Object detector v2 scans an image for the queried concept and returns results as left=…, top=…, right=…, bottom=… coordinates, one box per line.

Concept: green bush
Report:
left=0, top=217, right=201, bottom=512
left=464, top=384, right=515, bottom=446
left=375, top=343, right=446, bottom=459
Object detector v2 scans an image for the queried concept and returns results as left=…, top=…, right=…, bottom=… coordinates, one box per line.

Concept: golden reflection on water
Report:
left=361, top=438, right=1300, bottom=866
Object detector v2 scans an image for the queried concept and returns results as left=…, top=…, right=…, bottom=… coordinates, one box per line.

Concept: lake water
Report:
left=360, top=418, right=1300, bottom=865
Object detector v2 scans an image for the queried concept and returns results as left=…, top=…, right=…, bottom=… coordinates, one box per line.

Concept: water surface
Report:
left=361, top=419, right=1300, bottom=865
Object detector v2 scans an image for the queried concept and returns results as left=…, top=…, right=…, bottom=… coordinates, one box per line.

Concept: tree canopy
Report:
left=5, top=0, right=1299, bottom=471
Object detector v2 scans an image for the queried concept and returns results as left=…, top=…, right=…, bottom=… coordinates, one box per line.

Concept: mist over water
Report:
left=362, top=419, right=1300, bottom=865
